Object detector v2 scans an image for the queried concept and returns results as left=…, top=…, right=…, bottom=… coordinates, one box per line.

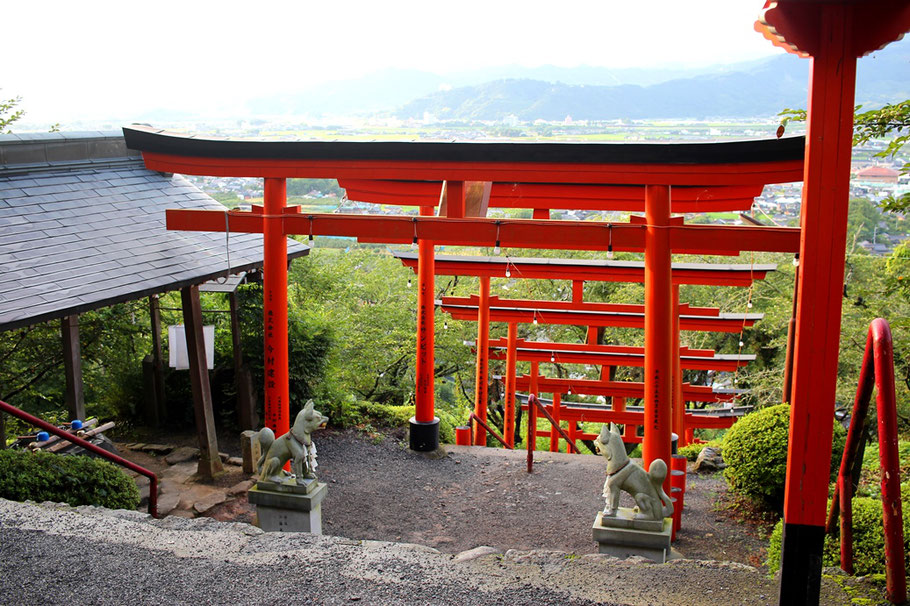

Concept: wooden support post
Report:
left=411, top=205, right=439, bottom=451
left=550, top=392, right=561, bottom=452
left=447, top=181, right=465, bottom=219
left=532, top=208, right=549, bottom=220
left=229, top=291, right=257, bottom=431
left=473, top=276, right=491, bottom=445
left=263, top=177, right=290, bottom=442
left=572, top=280, right=584, bottom=304
left=643, top=184, right=673, bottom=490
left=504, top=322, right=518, bottom=447
left=148, top=295, right=167, bottom=426
left=673, top=285, right=686, bottom=445
left=61, top=315, right=85, bottom=421
left=780, top=7, right=858, bottom=603
left=782, top=261, right=800, bottom=404
left=527, top=362, right=540, bottom=471
left=181, top=285, right=223, bottom=479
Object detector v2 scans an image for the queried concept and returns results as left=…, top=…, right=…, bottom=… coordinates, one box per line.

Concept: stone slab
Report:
left=240, top=430, right=260, bottom=475
left=165, top=446, right=199, bottom=465
left=248, top=483, right=327, bottom=511
left=255, top=477, right=318, bottom=495
left=593, top=512, right=672, bottom=564
left=596, top=507, right=664, bottom=532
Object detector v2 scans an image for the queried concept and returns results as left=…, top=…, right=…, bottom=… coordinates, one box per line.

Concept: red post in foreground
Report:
left=472, top=276, right=491, bottom=445
left=503, top=321, right=518, bottom=447
left=643, top=184, right=673, bottom=491
left=263, top=178, right=289, bottom=440
left=411, top=205, right=440, bottom=451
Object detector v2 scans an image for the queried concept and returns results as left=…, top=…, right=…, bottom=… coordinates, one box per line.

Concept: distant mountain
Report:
left=242, top=38, right=908, bottom=121
left=393, top=40, right=909, bottom=121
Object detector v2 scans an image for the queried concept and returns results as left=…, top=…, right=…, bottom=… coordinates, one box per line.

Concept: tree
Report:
left=0, top=92, right=23, bottom=133
left=780, top=101, right=910, bottom=212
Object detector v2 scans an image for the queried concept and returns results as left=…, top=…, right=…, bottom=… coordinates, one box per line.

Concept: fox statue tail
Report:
left=255, top=427, right=275, bottom=475
left=647, top=458, right=675, bottom=518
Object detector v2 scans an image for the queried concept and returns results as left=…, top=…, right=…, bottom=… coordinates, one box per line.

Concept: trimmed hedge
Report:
left=767, top=486, right=910, bottom=577
left=0, top=449, right=140, bottom=510
left=722, top=404, right=845, bottom=511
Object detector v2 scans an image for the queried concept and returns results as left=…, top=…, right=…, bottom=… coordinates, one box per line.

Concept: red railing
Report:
left=526, top=393, right=580, bottom=472
left=826, top=319, right=905, bottom=604
left=468, top=412, right=512, bottom=450
left=0, top=400, right=158, bottom=518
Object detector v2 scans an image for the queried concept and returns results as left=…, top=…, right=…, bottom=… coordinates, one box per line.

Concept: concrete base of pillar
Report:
left=249, top=482, right=327, bottom=534
left=409, top=416, right=439, bottom=452
left=593, top=509, right=672, bottom=563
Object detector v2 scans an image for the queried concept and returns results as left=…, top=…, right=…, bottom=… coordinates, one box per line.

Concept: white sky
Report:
left=4, top=1, right=786, bottom=125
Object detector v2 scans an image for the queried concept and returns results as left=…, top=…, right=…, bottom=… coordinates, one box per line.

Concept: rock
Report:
left=453, top=546, right=501, bottom=562
left=694, top=447, right=725, bottom=473
left=193, top=492, right=227, bottom=514
left=142, top=443, right=175, bottom=455
left=165, top=446, right=199, bottom=465
left=168, top=509, right=196, bottom=519
left=156, top=492, right=181, bottom=516
left=226, top=457, right=244, bottom=467
left=241, top=430, right=261, bottom=475
left=218, top=452, right=231, bottom=463
left=227, top=479, right=255, bottom=497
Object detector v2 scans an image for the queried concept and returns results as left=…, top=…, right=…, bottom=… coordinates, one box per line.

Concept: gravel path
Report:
left=0, top=499, right=876, bottom=606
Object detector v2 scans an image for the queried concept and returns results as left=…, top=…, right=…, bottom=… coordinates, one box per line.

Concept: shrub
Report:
left=678, top=441, right=721, bottom=462
left=767, top=486, right=910, bottom=577
left=722, top=404, right=845, bottom=511
left=0, top=449, right=140, bottom=510
left=327, top=399, right=456, bottom=445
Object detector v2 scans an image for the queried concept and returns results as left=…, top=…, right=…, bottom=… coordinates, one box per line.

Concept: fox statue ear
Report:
left=599, top=424, right=610, bottom=442
left=610, top=422, right=621, bottom=436
left=302, top=399, right=314, bottom=415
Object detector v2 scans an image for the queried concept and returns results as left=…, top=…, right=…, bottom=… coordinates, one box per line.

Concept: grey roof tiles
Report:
left=0, top=133, right=309, bottom=331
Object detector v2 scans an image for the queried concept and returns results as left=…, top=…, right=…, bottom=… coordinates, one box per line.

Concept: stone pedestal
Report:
left=248, top=479, right=327, bottom=534
left=593, top=508, right=672, bottom=563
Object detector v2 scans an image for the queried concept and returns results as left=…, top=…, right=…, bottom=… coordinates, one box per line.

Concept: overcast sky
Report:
left=5, top=1, right=787, bottom=125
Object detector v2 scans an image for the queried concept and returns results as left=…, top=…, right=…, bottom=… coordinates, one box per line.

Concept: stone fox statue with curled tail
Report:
left=256, top=400, right=328, bottom=484
left=595, top=423, right=673, bottom=521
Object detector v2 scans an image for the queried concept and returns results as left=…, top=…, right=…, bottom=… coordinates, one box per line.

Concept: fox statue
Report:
left=595, top=423, right=673, bottom=521
left=255, top=400, right=328, bottom=484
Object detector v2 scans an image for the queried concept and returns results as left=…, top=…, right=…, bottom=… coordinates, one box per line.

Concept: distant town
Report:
left=185, top=118, right=909, bottom=255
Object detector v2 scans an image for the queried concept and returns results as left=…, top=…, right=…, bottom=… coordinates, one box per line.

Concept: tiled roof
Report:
left=0, top=132, right=309, bottom=331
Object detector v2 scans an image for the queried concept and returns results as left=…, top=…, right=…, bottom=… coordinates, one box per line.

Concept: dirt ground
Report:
left=153, top=427, right=774, bottom=567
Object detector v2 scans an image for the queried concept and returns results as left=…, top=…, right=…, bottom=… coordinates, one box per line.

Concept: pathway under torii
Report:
left=120, top=3, right=910, bottom=593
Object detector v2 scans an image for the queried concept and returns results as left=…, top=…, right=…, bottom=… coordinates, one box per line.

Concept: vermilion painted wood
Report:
left=673, top=286, right=687, bottom=445
left=503, top=322, right=518, bottom=448
left=473, top=276, right=491, bottom=445
left=783, top=5, right=857, bottom=531
left=516, top=400, right=738, bottom=430
left=644, top=185, right=674, bottom=486
left=262, top=178, right=290, bottom=443
left=166, top=209, right=800, bottom=255
left=486, top=338, right=716, bottom=358
left=487, top=348, right=752, bottom=372
left=140, top=151, right=803, bottom=186
left=442, top=303, right=759, bottom=332
left=513, top=376, right=723, bottom=402
left=414, top=206, right=435, bottom=424
left=441, top=294, right=721, bottom=316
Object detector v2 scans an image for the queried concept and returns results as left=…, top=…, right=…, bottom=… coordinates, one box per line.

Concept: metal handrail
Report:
left=825, top=319, right=905, bottom=604
left=0, top=399, right=158, bottom=518
left=468, top=412, right=512, bottom=449
left=526, top=393, right=580, bottom=472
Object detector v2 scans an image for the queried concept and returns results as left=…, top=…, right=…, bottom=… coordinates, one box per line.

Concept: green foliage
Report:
left=0, top=449, right=140, bottom=510
left=0, top=92, right=24, bottom=133
left=723, top=404, right=845, bottom=511
left=767, top=486, right=910, bottom=577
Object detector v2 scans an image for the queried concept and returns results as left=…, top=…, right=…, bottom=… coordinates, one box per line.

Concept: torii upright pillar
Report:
left=411, top=205, right=440, bottom=451
left=643, top=184, right=673, bottom=489
left=263, top=178, right=290, bottom=440
left=472, top=276, right=491, bottom=445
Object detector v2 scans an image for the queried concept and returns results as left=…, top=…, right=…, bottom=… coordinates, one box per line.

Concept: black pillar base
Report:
left=409, top=416, right=440, bottom=452
left=778, top=522, right=825, bottom=606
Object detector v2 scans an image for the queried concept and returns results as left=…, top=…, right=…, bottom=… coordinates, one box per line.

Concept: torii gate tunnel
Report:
left=122, top=3, right=909, bottom=601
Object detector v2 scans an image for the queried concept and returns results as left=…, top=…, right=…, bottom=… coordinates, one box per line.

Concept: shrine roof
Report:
left=0, top=132, right=309, bottom=332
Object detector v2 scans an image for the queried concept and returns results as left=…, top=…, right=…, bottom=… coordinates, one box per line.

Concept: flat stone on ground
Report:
left=165, top=447, right=199, bottom=465
left=193, top=492, right=227, bottom=514
left=157, top=493, right=181, bottom=516
left=141, top=444, right=175, bottom=455
left=227, top=479, right=255, bottom=497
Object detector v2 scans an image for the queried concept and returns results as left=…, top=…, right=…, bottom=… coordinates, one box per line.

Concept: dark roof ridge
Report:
left=0, top=132, right=141, bottom=175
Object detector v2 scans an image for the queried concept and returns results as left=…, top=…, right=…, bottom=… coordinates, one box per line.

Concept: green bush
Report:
left=326, top=398, right=456, bottom=445
left=722, top=404, right=845, bottom=511
left=0, top=449, right=140, bottom=510
left=767, top=486, right=910, bottom=576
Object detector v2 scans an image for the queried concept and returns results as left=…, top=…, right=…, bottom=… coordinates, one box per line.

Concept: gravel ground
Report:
left=207, top=428, right=769, bottom=565
left=0, top=499, right=879, bottom=606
